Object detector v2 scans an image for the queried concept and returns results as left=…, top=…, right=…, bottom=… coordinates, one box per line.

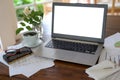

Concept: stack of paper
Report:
left=104, top=32, right=120, bottom=65
left=86, top=60, right=120, bottom=80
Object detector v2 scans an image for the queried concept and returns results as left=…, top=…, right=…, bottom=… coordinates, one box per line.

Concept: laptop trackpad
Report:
left=55, top=48, right=99, bottom=65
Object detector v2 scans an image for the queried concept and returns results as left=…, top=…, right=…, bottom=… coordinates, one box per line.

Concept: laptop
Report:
left=36, top=2, right=108, bottom=66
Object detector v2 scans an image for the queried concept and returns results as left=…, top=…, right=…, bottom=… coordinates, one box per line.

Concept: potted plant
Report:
left=16, top=7, right=44, bottom=37
left=16, top=7, right=44, bottom=47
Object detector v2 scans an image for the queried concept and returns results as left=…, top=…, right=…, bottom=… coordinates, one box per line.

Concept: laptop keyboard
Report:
left=45, top=39, right=98, bottom=54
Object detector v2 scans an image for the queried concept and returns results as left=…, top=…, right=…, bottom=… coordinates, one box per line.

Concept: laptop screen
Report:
left=52, top=3, right=108, bottom=43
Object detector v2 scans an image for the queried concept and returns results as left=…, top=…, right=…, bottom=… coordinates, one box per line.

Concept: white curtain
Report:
left=0, top=0, right=17, bottom=50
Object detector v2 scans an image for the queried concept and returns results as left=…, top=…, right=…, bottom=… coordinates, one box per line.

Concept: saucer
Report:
left=22, top=39, right=42, bottom=48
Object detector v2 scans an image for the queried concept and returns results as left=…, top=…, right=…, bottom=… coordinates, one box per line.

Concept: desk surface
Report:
left=0, top=60, right=93, bottom=80
left=0, top=15, right=120, bottom=80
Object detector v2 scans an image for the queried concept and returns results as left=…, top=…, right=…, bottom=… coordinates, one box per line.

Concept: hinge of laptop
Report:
left=52, top=38, right=99, bottom=45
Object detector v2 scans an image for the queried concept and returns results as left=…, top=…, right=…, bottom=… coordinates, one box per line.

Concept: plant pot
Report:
left=32, top=25, right=43, bottom=38
left=22, top=31, right=42, bottom=47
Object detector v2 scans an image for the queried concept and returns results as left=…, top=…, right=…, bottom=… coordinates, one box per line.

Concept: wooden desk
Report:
left=0, top=60, right=93, bottom=80
left=0, top=15, right=120, bottom=80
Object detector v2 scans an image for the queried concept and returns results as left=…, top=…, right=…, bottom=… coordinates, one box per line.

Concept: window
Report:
left=13, top=0, right=52, bottom=20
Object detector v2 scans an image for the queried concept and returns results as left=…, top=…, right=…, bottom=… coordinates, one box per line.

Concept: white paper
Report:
left=104, top=32, right=120, bottom=65
left=0, top=43, right=55, bottom=77
left=102, top=70, right=120, bottom=80
left=9, top=55, right=54, bottom=77
left=86, top=60, right=120, bottom=80
left=98, top=48, right=107, bottom=63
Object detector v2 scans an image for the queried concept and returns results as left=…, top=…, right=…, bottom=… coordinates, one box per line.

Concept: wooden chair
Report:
left=76, top=0, right=90, bottom=3
left=94, top=0, right=120, bottom=15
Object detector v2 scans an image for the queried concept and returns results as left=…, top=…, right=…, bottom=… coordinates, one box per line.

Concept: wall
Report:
left=106, top=15, right=120, bottom=37
left=0, top=0, right=17, bottom=50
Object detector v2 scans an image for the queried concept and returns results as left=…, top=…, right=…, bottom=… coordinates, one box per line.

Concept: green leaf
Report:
left=20, top=22, right=26, bottom=26
left=19, top=14, right=24, bottom=17
left=29, top=18, right=34, bottom=24
left=34, top=16, right=40, bottom=22
left=30, top=10, right=35, bottom=17
left=35, top=11, right=40, bottom=16
left=24, top=17, right=29, bottom=23
left=26, top=26, right=32, bottom=30
left=41, top=12, right=44, bottom=18
left=16, top=28, right=24, bottom=35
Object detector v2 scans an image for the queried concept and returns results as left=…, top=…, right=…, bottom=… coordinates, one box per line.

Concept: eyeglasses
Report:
left=3, top=47, right=33, bottom=63
left=5, top=49, right=17, bottom=56
left=5, top=47, right=32, bottom=57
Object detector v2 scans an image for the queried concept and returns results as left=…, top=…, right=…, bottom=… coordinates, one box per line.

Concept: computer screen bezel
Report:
left=51, top=2, right=108, bottom=43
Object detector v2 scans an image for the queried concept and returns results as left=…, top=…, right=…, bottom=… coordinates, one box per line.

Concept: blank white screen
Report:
left=53, top=6, right=104, bottom=38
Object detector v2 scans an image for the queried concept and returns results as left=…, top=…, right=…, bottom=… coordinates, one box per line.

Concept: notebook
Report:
left=37, top=2, right=108, bottom=66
